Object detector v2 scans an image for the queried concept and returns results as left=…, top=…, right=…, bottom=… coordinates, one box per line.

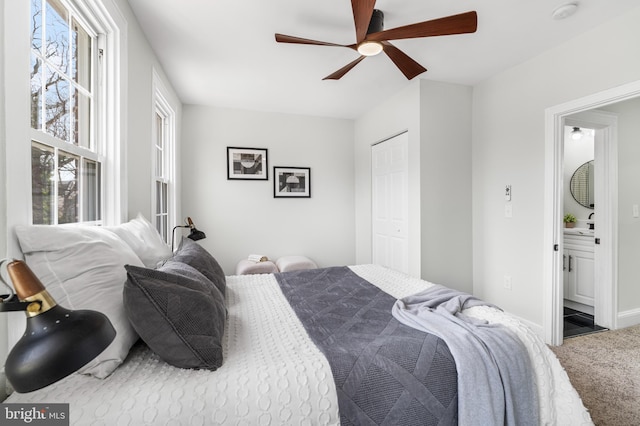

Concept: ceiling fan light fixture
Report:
left=357, top=41, right=383, bottom=56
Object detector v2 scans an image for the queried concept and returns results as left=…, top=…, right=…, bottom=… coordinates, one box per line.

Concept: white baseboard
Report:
left=617, top=307, right=640, bottom=329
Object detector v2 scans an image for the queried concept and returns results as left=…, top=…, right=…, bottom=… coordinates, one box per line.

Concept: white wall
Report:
left=181, top=105, right=355, bottom=274
left=122, top=4, right=183, bottom=221
left=1, top=0, right=32, bottom=390
left=354, top=79, right=473, bottom=292
left=600, top=98, right=640, bottom=313
left=419, top=81, right=473, bottom=292
left=0, top=0, right=8, bottom=391
left=472, top=6, right=640, bottom=327
left=0, top=0, right=6, bottom=257
left=2, top=0, right=30, bottom=260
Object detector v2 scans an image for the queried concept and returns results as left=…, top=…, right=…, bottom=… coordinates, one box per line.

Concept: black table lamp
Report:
left=0, top=259, right=116, bottom=393
left=171, top=216, right=206, bottom=250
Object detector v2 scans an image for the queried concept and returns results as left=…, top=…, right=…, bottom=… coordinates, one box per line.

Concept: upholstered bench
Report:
left=235, top=259, right=279, bottom=275
left=276, top=256, right=317, bottom=272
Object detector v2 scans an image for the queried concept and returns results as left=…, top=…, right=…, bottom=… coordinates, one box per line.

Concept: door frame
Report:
left=543, top=80, right=640, bottom=345
left=565, top=111, right=617, bottom=328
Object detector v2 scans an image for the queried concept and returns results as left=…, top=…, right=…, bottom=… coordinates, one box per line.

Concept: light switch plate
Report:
left=505, top=185, right=511, bottom=201
left=633, top=204, right=639, bottom=218
left=505, top=204, right=513, bottom=218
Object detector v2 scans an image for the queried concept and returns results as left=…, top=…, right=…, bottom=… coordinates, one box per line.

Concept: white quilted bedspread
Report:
left=6, top=272, right=339, bottom=425
left=6, top=265, right=593, bottom=425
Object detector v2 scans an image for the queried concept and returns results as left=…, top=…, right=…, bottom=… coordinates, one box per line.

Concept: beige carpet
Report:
left=550, top=325, right=640, bottom=426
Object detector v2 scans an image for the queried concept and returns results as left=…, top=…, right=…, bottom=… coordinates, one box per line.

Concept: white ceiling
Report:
left=127, top=0, right=639, bottom=119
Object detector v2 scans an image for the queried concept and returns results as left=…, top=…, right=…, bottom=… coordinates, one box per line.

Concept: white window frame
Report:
left=24, top=0, right=125, bottom=226
left=30, top=0, right=101, bottom=225
left=151, top=70, right=176, bottom=243
left=4, top=0, right=126, bottom=252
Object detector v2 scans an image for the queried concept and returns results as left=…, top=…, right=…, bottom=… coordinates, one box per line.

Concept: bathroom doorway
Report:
left=544, top=80, right=640, bottom=346
left=562, top=124, right=608, bottom=338
left=561, top=112, right=617, bottom=340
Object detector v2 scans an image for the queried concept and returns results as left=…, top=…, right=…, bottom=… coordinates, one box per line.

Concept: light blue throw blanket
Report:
left=392, top=284, right=539, bottom=426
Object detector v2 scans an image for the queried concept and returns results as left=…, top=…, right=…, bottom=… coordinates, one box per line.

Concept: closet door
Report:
left=371, top=132, right=409, bottom=274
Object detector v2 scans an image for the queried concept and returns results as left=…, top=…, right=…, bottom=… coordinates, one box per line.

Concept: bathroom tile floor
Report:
left=563, top=307, right=608, bottom=338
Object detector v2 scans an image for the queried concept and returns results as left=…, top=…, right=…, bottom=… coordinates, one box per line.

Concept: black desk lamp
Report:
left=0, top=259, right=116, bottom=393
left=171, top=216, right=206, bottom=251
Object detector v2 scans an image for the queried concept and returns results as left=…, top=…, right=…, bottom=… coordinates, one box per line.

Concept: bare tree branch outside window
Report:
left=30, top=0, right=97, bottom=224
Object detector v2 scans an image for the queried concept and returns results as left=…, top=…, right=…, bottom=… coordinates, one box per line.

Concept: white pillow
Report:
left=14, top=224, right=144, bottom=379
left=105, top=213, right=172, bottom=268
left=276, top=256, right=318, bottom=272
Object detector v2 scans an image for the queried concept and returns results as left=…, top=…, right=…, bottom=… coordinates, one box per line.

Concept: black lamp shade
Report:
left=186, top=217, right=206, bottom=242
left=2, top=260, right=116, bottom=393
left=188, top=228, right=206, bottom=241
left=6, top=305, right=115, bottom=393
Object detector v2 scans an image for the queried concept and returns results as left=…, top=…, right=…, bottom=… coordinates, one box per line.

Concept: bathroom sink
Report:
left=564, top=227, right=595, bottom=235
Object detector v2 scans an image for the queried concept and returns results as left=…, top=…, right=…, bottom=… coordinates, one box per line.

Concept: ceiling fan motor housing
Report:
left=367, top=9, right=384, bottom=34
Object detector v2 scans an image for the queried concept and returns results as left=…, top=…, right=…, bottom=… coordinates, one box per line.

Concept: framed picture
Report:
left=227, top=147, right=268, bottom=180
left=274, top=167, right=311, bottom=198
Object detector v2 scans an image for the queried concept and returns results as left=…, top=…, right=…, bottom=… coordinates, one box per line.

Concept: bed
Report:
left=4, top=216, right=593, bottom=425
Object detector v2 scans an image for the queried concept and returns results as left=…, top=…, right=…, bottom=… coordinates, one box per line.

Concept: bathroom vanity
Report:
left=563, top=228, right=595, bottom=313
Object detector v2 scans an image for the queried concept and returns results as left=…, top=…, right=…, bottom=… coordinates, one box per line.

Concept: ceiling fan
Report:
left=275, top=0, right=477, bottom=80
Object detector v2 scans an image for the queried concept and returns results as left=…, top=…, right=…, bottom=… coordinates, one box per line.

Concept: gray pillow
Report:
left=123, top=261, right=226, bottom=370
left=172, top=237, right=226, bottom=296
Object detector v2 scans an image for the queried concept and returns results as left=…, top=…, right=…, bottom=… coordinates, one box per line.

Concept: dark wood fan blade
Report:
left=367, top=11, right=477, bottom=42
left=323, top=56, right=366, bottom=80
left=381, top=41, right=427, bottom=80
left=352, top=0, right=376, bottom=44
left=275, top=33, right=352, bottom=48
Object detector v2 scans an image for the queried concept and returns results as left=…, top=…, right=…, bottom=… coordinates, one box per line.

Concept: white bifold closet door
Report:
left=371, top=132, right=409, bottom=274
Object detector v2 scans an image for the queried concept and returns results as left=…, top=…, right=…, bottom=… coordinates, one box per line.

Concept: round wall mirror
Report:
left=570, top=160, right=594, bottom=209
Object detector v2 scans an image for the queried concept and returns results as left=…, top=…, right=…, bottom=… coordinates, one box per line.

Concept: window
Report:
left=153, top=110, right=169, bottom=241
left=152, top=76, right=176, bottom=243
left=30, top=0, right=102, bottom=224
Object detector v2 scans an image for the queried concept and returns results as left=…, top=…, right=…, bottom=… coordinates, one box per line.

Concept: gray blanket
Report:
left=392, top=284, right=539, bottom=426
left=275, top=266, right=458, bottom=425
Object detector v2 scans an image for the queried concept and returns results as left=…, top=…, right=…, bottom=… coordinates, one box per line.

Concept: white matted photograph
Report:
left=273, top=167, right=310, bottom=198
left=227, top=147, right=268, bottom=180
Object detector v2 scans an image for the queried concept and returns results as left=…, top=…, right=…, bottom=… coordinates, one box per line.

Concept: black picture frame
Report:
left=227, top=147, right=268, bottom=180
left=273, top=167, right=311, bottom=198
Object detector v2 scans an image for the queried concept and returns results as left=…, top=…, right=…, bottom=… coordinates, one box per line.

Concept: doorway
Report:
left=371, top=132, right=409, bottom=274
left=544, top=80, right=640, bottom=346
left=561, top=121, right=610, bottom=338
